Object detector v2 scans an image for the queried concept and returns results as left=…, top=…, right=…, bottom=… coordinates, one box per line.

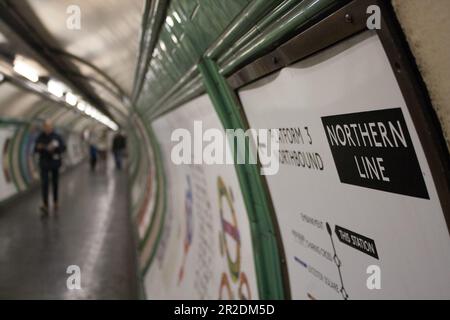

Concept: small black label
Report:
left=335, top=225, right=379, bottom=259
left=321, top=108, right=429, bottom=199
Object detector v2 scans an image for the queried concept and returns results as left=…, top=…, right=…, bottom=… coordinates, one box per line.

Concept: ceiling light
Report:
left=90, top=109, right=100, bottom=119
left=47, top=79, right=64, bottom=98
left=65, top=92, right=77, bottom=106
left=77, top=101, right=86, bottom=112
left=173, top=12, right=181, bottom=24
left=107, top=121, right=118, bottom=131
left=13, top=57, right=39, bottom=82
left=79, top=103, right=118, bottom=131
left=160, top=41, right=166, bottom=52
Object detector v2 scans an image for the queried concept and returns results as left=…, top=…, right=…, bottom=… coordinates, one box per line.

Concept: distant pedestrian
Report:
left=89, top=143, right=98, bottom=171
left=112, top=131, right=126, bottom=170
left=34, top=120, right=66, bottom=215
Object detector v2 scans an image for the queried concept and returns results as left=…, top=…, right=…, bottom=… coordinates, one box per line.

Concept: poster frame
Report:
left=227, top=0, right=450, bottom=235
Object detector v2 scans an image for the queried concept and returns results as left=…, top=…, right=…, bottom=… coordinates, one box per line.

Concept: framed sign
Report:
left=236, top=0, right=450, bottom=299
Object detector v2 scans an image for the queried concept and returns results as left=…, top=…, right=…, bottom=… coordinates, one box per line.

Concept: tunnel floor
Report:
left=0, top=161, right=140, bottom=299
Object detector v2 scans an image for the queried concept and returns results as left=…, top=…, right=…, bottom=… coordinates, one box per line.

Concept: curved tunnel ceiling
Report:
left=26, top=0, right=144, bottom=97
left=0, top=0, right=145, bottom=130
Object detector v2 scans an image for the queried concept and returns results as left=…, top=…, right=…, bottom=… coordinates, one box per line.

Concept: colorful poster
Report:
left=145, top=94, right=259, bottom=299
left=238, top=32, right=450, bottom=299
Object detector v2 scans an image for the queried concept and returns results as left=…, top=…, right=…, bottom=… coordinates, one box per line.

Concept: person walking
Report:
left=34, top=120, right=66, bottom=215
left=112, top=131, right=126, bottom=170
left=89, top=142, right=98, bottom=171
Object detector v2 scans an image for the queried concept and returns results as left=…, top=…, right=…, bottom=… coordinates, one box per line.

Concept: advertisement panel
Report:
left=145, top=94, right=259, bottom=299
left=238, top=32, right=450, bottom=299
left=0, top=126, right=17, bottom=201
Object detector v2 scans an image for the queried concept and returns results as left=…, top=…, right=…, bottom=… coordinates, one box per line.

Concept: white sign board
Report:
left=0, top=126, right=17, bottom=201
left=145, top=94, right=259, bottom=299
left=238, top=32, right=450, bottom=299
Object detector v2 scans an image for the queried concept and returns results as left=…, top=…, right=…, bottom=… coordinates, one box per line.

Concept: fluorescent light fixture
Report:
left=77, top=101, right=86, bottom=112
left=0, top=32, right=7, bottom=44
left=97, top=114, right=117, bottom=131
left=65, top=92, right=77, bottom=106
left=91, top=109, right=100, bottom=120
left=47, top=79, right=64, bottom=98
left=13, top=57, right=39, bottom=82
left=166, top=16, right=174, bottom=27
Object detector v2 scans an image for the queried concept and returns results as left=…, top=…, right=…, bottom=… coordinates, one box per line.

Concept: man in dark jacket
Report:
left=112, top=131, right=126, bottom=170
left=34, top=120, right=66, bottom=214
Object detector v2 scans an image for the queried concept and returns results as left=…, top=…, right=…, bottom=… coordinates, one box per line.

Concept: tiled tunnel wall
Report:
left=131, top=0, right=450, bottom=300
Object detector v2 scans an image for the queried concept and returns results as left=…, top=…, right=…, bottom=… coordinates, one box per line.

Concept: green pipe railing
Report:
left=132, top=0, right=169, bottom=104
